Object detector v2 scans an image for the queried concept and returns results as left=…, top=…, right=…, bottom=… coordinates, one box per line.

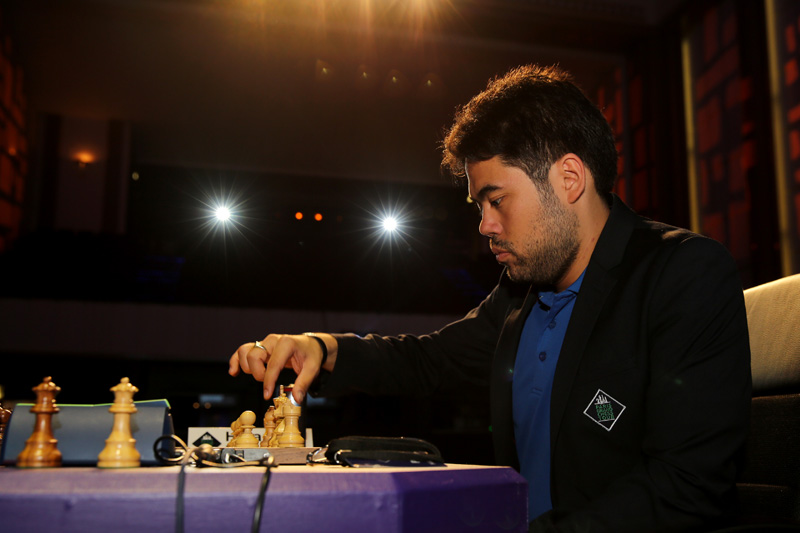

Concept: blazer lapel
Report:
left=491, top=282, right=537, bottom=467
left=549, top=196, right=638, bottom=448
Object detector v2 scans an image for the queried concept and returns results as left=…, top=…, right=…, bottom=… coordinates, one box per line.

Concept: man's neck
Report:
left=554, top=196, right=611, bottom=292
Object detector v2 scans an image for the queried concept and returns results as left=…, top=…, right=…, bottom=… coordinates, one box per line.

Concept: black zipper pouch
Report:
left=309, top=436, right=445, bottom=467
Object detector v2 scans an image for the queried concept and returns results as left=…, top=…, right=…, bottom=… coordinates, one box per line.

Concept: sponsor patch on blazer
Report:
left=584, top=389, right=626, bottom=431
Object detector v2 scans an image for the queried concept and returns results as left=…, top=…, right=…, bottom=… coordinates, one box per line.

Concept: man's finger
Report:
left=245, top=345, right=269, bottom=382
left=262, top=337, right=295, bottom=399
left=290, top=365, right=318, bottom=405
left=289, top=335, right=327, bottom=404
left=231, top=344, right=255, bottom=375
left=228, top=351, right=241, bottom=376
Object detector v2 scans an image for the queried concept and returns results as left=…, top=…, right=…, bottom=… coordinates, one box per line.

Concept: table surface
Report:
left=0, top=463, right=529, bottom=533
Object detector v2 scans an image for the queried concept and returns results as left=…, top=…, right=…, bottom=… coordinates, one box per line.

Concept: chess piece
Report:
left=0, top=405, right=11, bottom=447
left=277, top=400, right=304, bottom=448
left=260, top=406, right=276, bottom=448
left=227, top=417, right=240, bottom=447
left=234, top=411, right=260, bottom=448
left=268, top=386, right=289, bottom=447
left=17, top=377, right=62, bottom=468
left=97, top=377, right=141, bottom=468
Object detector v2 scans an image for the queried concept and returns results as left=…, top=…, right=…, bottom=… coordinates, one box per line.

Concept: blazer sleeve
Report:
left=318, top=273, right=517, bottom=398
left=540, top=236, right=752, bottom=532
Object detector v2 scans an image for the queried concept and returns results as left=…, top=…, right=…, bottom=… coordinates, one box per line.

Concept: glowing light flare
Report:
left=74, top=151, right=95, bottom=169
left=382, top=216, right=399, bottom=232
left=346, top=202, right=422, bottom=269
left=193, top=189, right=252, bottom=251
left=295, top=212, right=304, bottom=220
left=314, top=213, right=323, bottom=221
left=215, top=206, right=232, bottom=222
left=75, top=151, right=95, bottom=164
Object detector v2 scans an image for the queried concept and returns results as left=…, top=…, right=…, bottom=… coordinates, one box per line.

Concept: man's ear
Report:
left=557, top=153, right=587, bottom=205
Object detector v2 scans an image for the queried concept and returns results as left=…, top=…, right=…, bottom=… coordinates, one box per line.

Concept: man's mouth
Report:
left=490, top=244, right=512, bottom=262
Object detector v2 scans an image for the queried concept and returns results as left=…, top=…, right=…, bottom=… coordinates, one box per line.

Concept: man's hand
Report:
left=228, top=333, right=336, bottom=403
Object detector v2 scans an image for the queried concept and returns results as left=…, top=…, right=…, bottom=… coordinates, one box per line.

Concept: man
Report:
left=229, top=65, right=751, bottom=531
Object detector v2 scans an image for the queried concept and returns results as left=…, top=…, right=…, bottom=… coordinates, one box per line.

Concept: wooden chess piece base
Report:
left=16, top=414, right=62, bottom=468
left=17, top=377, right=62, bottom=468
left=97, top=412, right=141, bottom=468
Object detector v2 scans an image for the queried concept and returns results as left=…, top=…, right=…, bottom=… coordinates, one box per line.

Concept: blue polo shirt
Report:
left=512, top=271, right=584, bottom=520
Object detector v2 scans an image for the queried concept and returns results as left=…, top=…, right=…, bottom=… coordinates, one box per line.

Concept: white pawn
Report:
left=235, top=411, right=260, bottom=448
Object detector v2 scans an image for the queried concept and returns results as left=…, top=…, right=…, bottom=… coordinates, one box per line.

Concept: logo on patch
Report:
left=583, top=389, right=626, bottom=431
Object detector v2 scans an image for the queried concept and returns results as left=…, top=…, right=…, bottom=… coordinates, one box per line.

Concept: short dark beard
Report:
left=504, top=184, right=580, bottom=289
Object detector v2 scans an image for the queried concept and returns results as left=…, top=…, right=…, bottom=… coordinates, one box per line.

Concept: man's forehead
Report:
left=465, top=159, right=511, bottom=198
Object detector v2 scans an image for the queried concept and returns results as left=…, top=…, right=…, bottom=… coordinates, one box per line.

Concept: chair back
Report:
left=738, top=273, right=800, bottom=525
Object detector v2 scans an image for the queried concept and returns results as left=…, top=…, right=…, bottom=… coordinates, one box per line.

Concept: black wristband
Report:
left=303, top=333, right=328, bottom=368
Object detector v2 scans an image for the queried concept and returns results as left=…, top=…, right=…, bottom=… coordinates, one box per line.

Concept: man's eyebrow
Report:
left=469, top=184, right=502, bottom=203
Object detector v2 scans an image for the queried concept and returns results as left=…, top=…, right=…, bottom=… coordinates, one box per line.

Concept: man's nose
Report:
left=479, top=212, right=500, bottom=237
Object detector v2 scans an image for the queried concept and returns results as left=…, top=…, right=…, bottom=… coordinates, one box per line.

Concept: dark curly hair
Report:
left=442, top=64, right=618, bottom=199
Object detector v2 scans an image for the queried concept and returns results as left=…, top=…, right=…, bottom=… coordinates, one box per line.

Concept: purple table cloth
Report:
left=0, top=464, right=528, bottom=532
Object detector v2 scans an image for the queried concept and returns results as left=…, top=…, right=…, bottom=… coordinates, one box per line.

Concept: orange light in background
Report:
left=314, top=213, right=323, bottom=221
left=75, top=152, right=94, bottom=163
left=295, top=212, right=304, bottom=220
left=74, top=151, right=95, bottom=169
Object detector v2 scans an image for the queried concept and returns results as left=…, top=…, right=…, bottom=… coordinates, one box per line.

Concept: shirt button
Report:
left=539, top=352, right=547, bottom=361
left=548, top=321, right=557, bottom=329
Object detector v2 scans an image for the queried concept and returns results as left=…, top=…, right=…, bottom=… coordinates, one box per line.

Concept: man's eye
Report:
left=490, top=197, right=503, bottom=207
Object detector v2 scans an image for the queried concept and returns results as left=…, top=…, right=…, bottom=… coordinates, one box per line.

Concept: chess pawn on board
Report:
left=97, top=378, right=141, bottom=468
left=234, top=411, right=260, bottom=448
left=17, top=377, right=62, bottom=468
left=260, top=406, right=276, bottom=448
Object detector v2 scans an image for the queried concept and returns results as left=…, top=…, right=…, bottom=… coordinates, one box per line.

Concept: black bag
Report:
left=315, top=436, right=445, bottom=467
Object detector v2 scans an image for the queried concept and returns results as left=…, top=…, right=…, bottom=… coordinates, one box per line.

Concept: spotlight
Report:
left=215, top=206, right=232, bottom=222
left=382, top=216, right=398, bottom=232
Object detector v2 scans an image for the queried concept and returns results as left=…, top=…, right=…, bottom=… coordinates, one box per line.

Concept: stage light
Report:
left=383, top=216, right=398, bottom=232
left=74, top=151, right=95, bottom=169
left=314, top=213, right=323, bottom=221
left=295, top=212, right=304, bottom=220
left=215, top=206, right=232, bottom=222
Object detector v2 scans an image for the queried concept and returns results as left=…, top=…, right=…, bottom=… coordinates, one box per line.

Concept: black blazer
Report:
left=326, top=196, right=752, bottom=532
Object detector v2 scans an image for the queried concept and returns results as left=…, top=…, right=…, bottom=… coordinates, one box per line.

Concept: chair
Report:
left=736, top=273, right=800, bottom=526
